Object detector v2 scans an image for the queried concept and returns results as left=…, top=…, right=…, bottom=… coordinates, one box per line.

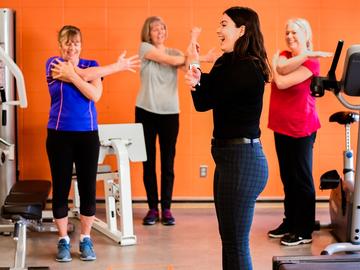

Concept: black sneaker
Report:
left=142, top=209, right=159, bottom=225
left=161, top=209, right=175, bottom=225
left=279, top=233, right=292, bottom=242
left=268, top=222, right=289, bottom=238
left=280, top=234, right=312, bottom=246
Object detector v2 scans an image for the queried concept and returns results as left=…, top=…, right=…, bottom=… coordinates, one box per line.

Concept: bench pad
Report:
left=1, top=180, right=51, bottom=221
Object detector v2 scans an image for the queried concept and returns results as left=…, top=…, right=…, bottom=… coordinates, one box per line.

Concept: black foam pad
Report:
left=1, top=180, right=51, bottom=221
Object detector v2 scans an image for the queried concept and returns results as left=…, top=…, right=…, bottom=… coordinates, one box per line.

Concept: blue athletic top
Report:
left=46, top=57, right=99, bottom=131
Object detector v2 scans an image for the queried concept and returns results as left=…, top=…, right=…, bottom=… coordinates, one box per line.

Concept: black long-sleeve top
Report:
left=191, top=52, right=266, bottom=139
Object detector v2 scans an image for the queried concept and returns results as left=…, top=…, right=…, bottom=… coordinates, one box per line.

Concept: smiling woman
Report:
left=217, top=15, right=245, bottom=53
left=268, top=18, right=332, bottom=246
left=45, top=25, right=102, bottom=263
left=45, top=25, right=140, bottom=263
left=135, top=16, right=217, bottom=227
left=184, top=6, right=271, bottom=270
left=135, top=16, right=185, bottom=227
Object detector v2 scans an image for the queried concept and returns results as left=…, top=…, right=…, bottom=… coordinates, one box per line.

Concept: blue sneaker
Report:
left=79, top=237, right=96, bottom=261
left=56, top=239, right=72, bottom=262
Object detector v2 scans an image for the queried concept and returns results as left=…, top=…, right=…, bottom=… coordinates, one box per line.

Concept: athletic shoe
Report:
left=280, top=234, right=312, bottom=246
left=56, top=239, right=72, bottom=262
left=143, top=209, right=159, bottom=225
left=79, top=237, right=96, bottom=261
left=161, top=209, right=175, bottom=226
left=268, top=222, right=289, bottom=238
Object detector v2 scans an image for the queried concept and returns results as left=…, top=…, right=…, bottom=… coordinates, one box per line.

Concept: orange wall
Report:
left=3, top=0, right=360, bottom=199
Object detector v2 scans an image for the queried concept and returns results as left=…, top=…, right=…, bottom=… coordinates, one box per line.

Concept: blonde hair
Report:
left=58, top=25, right=82, bottom=45
left=287, top=18, right=313, bottom=51
left=140, top=16, right=167, bottom=44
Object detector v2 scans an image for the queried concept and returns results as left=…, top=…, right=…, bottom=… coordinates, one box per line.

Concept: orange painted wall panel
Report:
left=2, top=0, right=359, bottom=200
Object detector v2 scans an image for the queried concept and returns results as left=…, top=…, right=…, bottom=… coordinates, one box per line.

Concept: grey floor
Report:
left=0, top=203, right=336, bottom=270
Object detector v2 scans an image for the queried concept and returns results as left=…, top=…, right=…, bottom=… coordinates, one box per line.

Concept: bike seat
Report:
left=329, top=111, right=359, bottom=125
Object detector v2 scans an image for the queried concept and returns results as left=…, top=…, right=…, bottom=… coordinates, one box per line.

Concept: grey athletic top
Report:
left=136, top=42, right=182, bottom=114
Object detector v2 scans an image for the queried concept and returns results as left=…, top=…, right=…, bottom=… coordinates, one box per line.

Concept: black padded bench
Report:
left=0, top=180, right=51, bottom=270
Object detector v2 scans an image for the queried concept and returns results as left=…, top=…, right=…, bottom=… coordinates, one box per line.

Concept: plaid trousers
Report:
left=211, top=142, right=268, bottom=270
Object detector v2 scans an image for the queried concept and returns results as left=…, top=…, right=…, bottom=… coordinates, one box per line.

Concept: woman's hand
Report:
left=305, top=50, right=333, bottom=58
left=275, top=49, right=333, bottom=76
left=272, top=50, right=280, bottom=71
left=190, top=27, right=202, bottom=43
left=186, top=41, right=200, bottom=62
left=185, top=66, right=201, bottom=91
left=200, top=47, right=221, bottom=63
left=51, top=59, right=76, bottom=82
left=186, top=27, right=201, bottom=67
left=51, top=58, right=102, bottom=101
left=115, top=51, right=141, bottom=73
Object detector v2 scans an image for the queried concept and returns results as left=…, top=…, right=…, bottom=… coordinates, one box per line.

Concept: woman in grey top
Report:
left=136, top=16, right=185, bottom=226
left=136, top=16, right=215, bottom=225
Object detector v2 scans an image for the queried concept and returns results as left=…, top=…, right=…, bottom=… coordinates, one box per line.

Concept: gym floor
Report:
left=0, top=202, right=335, bottom=270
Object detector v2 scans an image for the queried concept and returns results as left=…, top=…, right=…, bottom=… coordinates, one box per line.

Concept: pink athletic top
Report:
left=268, top=51, right=321, bottom=138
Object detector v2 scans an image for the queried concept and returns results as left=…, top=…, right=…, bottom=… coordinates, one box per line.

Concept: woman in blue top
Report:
left=46, top=25, right=139, bottom=263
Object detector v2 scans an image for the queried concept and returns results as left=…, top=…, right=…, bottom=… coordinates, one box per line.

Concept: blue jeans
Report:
left=211, top=142, right=268, bottom=270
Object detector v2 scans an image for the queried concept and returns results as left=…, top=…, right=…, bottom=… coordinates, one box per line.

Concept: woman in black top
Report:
left=185, top=7, right=271, bottom=270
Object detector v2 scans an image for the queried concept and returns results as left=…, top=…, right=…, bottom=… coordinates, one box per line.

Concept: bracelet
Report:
left=194, top=79, right=201, bottom=87
left=189, top=62, right=201, bottom=71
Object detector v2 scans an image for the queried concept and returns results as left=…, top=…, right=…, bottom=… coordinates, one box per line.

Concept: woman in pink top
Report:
left=267, top=18, right=331, bottom=246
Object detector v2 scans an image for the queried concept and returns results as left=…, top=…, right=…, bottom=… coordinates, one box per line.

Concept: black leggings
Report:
left=46, top=129, right=100, bottom=219
left=274, top=132, right=316, bottom=236
left=135, top=107, right=179, bottom=210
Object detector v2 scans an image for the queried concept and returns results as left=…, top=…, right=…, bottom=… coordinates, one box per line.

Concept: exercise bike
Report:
left=319, top=111, right=359, bottom=246
left=311, top=40, right=360, bottom=255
